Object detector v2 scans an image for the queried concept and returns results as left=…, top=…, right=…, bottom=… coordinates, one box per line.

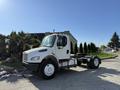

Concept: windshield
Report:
left=41, top=35, right=56, bottom=47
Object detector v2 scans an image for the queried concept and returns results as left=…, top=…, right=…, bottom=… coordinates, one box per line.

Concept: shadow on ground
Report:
left=29, top=67, right=120, bottom=90
left=0, top=65, right=120, bottom=90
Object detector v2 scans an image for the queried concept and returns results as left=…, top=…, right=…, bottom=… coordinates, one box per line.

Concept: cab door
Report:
left=55, top=35, right=70, bottom=60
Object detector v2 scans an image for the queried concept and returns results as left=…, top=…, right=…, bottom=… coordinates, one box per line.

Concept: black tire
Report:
left=87, top=56, right=101, bottom=69
left=39, top=60, right=57, bottom=80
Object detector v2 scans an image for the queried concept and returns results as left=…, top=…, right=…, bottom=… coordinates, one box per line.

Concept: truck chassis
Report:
left=34, top=54, right=101, bottom=79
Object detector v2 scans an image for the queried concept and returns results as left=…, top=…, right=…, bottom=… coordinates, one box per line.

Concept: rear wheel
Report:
left=39, top=60, right=57, bottom=79
left=87, top=57, right=101, bottom=69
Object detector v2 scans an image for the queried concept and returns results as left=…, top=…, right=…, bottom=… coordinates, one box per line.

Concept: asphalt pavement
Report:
left=0, top=56, right=120, bottom=90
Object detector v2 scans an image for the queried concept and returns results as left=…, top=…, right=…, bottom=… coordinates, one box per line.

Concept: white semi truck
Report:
left=23, top=33, right=101, bottom=79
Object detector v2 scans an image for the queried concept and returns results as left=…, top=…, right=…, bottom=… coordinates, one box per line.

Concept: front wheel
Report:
left=87, top=57, right=101, bottom=69
left=39, top=60, right=57, bottom=79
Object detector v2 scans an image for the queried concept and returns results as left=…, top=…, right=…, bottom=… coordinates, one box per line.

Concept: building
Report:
left=103, top=47, right=116, bottom=53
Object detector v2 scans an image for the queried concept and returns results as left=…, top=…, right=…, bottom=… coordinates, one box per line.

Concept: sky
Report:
left=0, top=0, right=120, bottom=46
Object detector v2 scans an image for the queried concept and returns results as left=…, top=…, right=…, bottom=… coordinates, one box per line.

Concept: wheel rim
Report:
left=94, top=58, right=99, bottom=66
left=44, top=64, right=55, bottom=76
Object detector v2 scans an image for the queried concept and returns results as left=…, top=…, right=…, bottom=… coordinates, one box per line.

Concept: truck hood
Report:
left=23, top=47, right=48, bottom=54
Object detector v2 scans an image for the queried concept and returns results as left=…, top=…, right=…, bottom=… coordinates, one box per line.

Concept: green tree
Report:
left=100, top=45, right=107, bottom=51
left=8, top=31, right=29, bottom=60
left=31, top=38, right=40, bottom=48
left=90, top=43, right=97, bottom=53
left=74, top=43, right=78, bottom=54
left=8, top=31, right=19, bottom=59
left=0, top=34, right=6, bottom=59
left=79, top=43, right=83, bottom=53
left=88, top=44, right=91, bottom=53
left=70, top=42, right=74, bottom=54
left=17, top=31, right=30, bottom=59
left=14, top=31, right=41, bottom=60
left=84, top=42, right=88, bottom=54
left=108, top=32, right=120, bottom=49
left=0, top=31, right=42, bottom=61
left=19, top=33, right=31, bottom=50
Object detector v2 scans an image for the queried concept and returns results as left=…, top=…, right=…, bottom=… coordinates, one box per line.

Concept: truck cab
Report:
left=23, top=34, right=71, bottom=63
left=23, top=34, right=101, bottom=79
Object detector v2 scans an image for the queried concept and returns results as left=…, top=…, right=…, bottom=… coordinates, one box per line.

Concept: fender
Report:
left=42, top=55, right=59, bottom=68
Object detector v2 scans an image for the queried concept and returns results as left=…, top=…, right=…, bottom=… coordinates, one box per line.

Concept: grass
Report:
left=89, top=52, right=117, bottom=59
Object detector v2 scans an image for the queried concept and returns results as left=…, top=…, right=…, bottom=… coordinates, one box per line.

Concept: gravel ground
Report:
left=0, top=56, right=120, bottom=90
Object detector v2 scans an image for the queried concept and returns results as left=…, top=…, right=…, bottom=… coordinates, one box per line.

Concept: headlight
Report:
left=31, top=56, right=40, bottom=61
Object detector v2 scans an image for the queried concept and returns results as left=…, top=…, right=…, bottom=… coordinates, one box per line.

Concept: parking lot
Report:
left=0, top=56, right=120, bottom=90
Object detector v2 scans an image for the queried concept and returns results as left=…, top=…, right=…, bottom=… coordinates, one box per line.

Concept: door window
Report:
left=57, top=35, right=67, bottom=48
